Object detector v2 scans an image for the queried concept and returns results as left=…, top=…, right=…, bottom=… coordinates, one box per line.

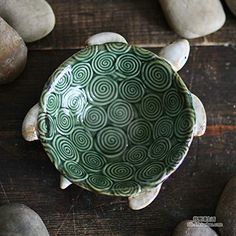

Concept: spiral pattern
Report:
left=38, top=42, right=196, bottom=196
left=135, top=162, right=166, bottom=185
left=57, top=109, right=74, bottom=135
left=153, top=116, right=174, bottom=139
left=173, top=73, right=189, bottom=93
left=95, top=127, right=128, bottom=157
left=53, top=68, right=72, bottom=93
left=81, top=151, right=106, bottom=172
left=164, top=143, right=188, bottom=169
left=163, top=89, right=183, bottom=117
left=43, top=92, right=61, bottom=115
left=52, top=135, right=78, bottom=161
left=140, top=94, right=163, bottom=121
left=127, top=119, right=152, bottom=144
left=75, top=46, right=99, bottom=62
left=142, top=60, right=172, bottom=92
left=148, top=137, right=171, bottom=160
left=70, top=126, right=93, bottom=152
left=87, top=174, right=113, bottom=191
left=38, top=112, right=55, bottom=140
left=87, top=76, right=118, bottom=105
left=133, top=46, right=157, bottom=61
left=81, top=105, right=107, bottom=131
left=119, top=78, right=145, bottom=103
left=62, top=88, right=87, bottom=114
left=112, top=181, right=141, bottom=196
left=124, top=146, right=148, bottom=166
left=92, top=52, right=116, bottom=75
left=64, top=160, right=88, bottom=182
left=72, top=63, right=93, bottom=87
left=103, top=162, right=135, bottom=181
left=107, top=99, right=134, bottom=127
left=115, top=54, right=141, bottom=78
left=174, top=108, right=195, bottom=139
left=106, top=42, right=131, bottom=54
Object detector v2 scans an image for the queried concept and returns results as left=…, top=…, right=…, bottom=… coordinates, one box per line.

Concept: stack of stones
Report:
left=0, top=0, right=55, bottom=84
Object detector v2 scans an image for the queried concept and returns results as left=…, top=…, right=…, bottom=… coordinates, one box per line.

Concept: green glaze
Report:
left=38, top=43, right=195, bottom=197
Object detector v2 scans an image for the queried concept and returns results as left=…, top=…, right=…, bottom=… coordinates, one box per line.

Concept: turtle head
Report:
left=159, top=39, right=190, bottom=72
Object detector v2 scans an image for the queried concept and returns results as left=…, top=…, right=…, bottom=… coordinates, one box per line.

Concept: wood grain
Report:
left=0, top=45, right=235, bottom=235
left=26, top=0, right=236, bottom=50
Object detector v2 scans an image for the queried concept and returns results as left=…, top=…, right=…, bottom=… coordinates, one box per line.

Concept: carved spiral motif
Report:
left=148, top=137, right=171, bottom=160
left=72, top=63, right=93, bottom=87
left=70, top=126, right=93, bottom=152
left=106, top=42, right=131, bottom=54
left=127, top=119, right=152, bottom=144
left=74, top=46, right=98, bottom=62
left=81, top=151, right=106, bottom=172
left=163, top=89, right=183, bottom=117
left=119, top=78, right=145, bottom=103
left=43, top=92, right=61, bottom=115
left=103, top=162, right=135, bottom=181
left=107, top=99, right=134, bottom=127
left=124, top=146, right=148, bottom=166
left=92, top=52, right=116, bottom=75
left=115, top=54, right=141, bottom=78
left=112, top=181, right=141, bottom=196
left=164, top=143, right=188, bottom=169
left=57, top=109, right=74, bottom=135
left=133, top=46, right=157, bottom=61
left=82, top=105, right=107, bottom=131
left=52, top=135, right=78, bottom=161
left=64, top=160, right=88, bottom=182
left=140, top=94, right=163, bottom=121
left=38, top=43, right=196, bottom=196
left=38, top=112, right=55, bottom=140
left=153, top=116, right=173, bottom=139
left=87, top=174, right=113, bottom=191
left=87, top=76, right=118, bottom=105
left=53, top=68, right=72, bottom=93
left=174, top=108, right=195, bottom=139
left=95, top=127, right=128, bottom=157
left=62, top=88, right=87, bottom=114
left=135, top=162, right=166, bottom=185
left=142, top=61, right=172, bottom=92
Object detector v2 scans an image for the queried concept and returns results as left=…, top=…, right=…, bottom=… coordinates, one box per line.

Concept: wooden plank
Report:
left=0, top=45, right=235, bottom=235
left=26, top=0, right=236, bottom=50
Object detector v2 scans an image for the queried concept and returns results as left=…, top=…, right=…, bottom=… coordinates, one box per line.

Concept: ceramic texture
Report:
left=38, top=43, right=195, bottom=196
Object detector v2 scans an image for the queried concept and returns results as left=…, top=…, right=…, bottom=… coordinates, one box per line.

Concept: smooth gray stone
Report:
left=172, top=220, right=218, bottom=236
left=159, top=0, right=226, bottom=39
left=216, top=176, right=236, bottom=236
left=0, top=0, right=55, bottom=42
left=225, top=0, right=236, bottom=17
left=0, top=203, right=49, bottom=236
left=0, top=17, right=27, bottom=84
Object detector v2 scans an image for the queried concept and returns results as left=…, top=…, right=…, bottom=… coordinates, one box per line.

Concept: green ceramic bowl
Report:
left=38, top=43, right=195, bottom=197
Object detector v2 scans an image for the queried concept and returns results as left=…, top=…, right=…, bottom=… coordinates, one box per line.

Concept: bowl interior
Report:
left=38, top=43, right=195, bottom=196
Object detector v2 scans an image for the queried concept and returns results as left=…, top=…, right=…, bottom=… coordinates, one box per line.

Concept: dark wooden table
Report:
left=0, top=1, right=235, bottom=235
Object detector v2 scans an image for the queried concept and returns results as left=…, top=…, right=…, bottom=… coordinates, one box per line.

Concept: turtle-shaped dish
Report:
left=22, top=32, right=206, bottom=210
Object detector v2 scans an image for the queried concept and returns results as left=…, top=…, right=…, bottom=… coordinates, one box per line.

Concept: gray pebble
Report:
left=0, top=203, right=49, bottom=236
left=216, top=176, right=236, bottom=236
left=0, top=0, right=55, bottom=42
left=172, top=220, right=218, bottom=236
left=0, top=17, right=27, bottom=84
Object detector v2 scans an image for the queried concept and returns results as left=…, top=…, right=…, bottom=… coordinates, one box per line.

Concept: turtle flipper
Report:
left=86, top=32, right=127, bottom=46
left=60, top=175, right=72, bottom=189
left=191, top=93, right=207, bottom=137
left=128, top=183, right=162, bottom=210
left=22, top=103, right=39, bottom=141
